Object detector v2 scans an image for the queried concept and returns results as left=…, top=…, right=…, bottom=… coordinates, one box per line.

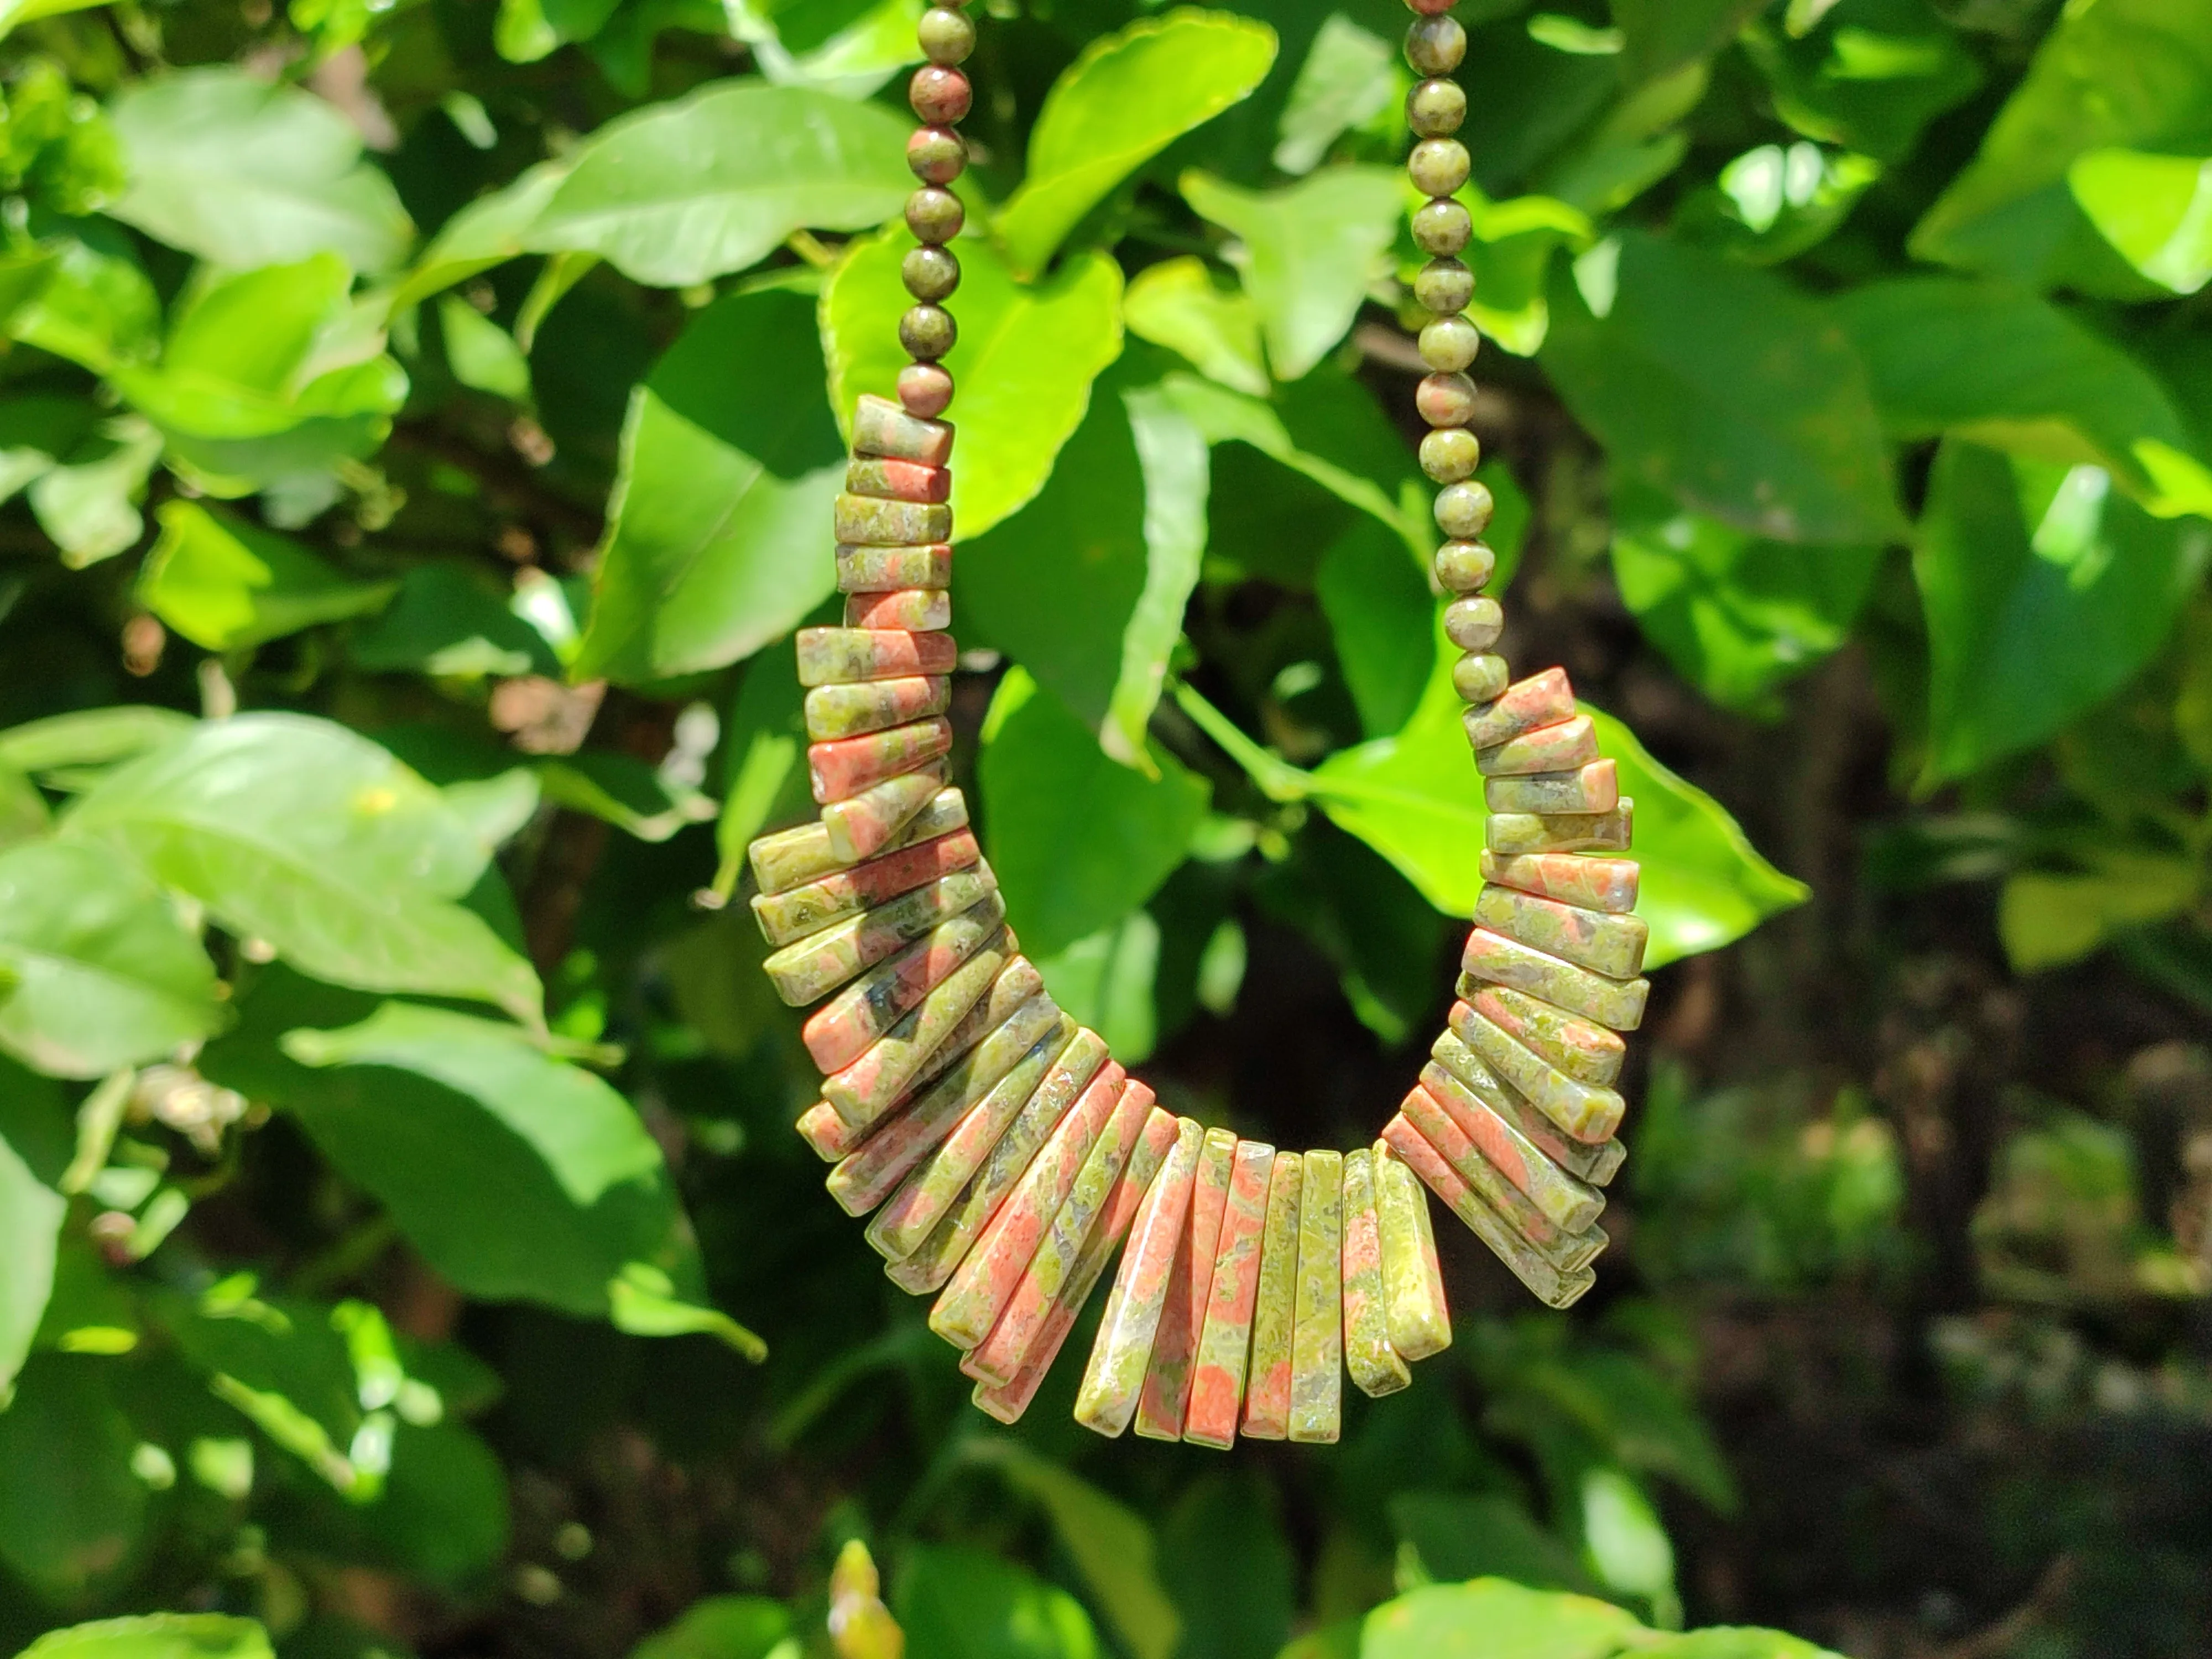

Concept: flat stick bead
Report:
left=1184, top=1139, right=1276, bottom=1449
left=750, top=827, right=977, bottom=946
left=928, top=1062, right=1126, bottom=1348
left=1475, top=883, right=1650, bottom=979
left=1459, top=929, right=1647, bottom=1034
left=1452, top=1002, right=1626, bottom=1145
left=1477, top=716, right=1599, bottom=778
left=868, top=1014, right=1078, bottom=1259
left=805, top=675, right=950, bottom=743
left=1381, top=1115, right=1597, bottom=1310
left=1399, top=1084, right=1593, bottom=1255
left=1288, top=1148, right=1343, bottom=1444
left=1374, top=1138, right=1451, bottom=1361
left=1134, top=1126, right=1238, bottom=1440
left=825, top=761, right=954, bottom=863
left=808, top=717, right=952, bottom=805
left=1423, top=1052, right=1621, bottom=1209
left=1340, top=1147, right=1410, bottom=1398
left=833, top=493, right=952, bottom=548
left=797, top=1099, right=861, bottom=1162
left=797, top=627, right=958, bottom=687
left=1430, top=1029, right=1626, bottom=1187
left=1478, top=850, right=1639, bottom=914
left=964, top=1082, right=1154, bottom=1386
left=975, top=1107, right=1181, bottom=1426
left=1485, top=801, right=1635, bottom=858
left=1466, top=668, right=1575, bottom=749
left=1239, top=1152, right=1305, bottom=1440
left=1076, top=1117, right=1202, bottom=1437
left=838, top=542, right=952, bottom=593
left=884, top=1030, right=1108, bottom=1284
left=822, top=932, right=1012, bottom=1130
left=847, top=456, right=950, bottom=504
left=844, top=589, right=951, bottom=633
left=747, top=786, right=965, bottom=895
left=853, top=393, right=953, bottom=466
left=1471, top=983, right=1626, bottom=1087
left=1484, top=761, right=1619, bottom=816
left=799, top=891, right=1003, bottom=1068
left=765, top=865, right=995, bottom=1008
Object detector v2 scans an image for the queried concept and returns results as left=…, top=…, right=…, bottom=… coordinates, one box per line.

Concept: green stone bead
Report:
left=902, top=245, right=960, bottom=302
left=907, top=126, right=966, bottom=185
left=1407, top=137, right=1469, bottom=198
left=1419, top=314, right=1480, bottom=372
left=1405, top=13, right=1465, bottom=73
left=1444, top=594, right=1503, bottom=650
left=1413, top=257, right=1474, bottom=315
left=1407, top=77, right=1466, bottom=137
left=1420, top=427, right=1479, bottom=485
left=1434, top=481, right=1494, bottom=540
left=1412, top=196, right=1473, bottom=255
left=1453, top=651, right=1508, bottom=703
left=1433, top=538, right=1493, bottom=591
left=899, top=304, right=956, bottom=362
left=1416, top=371, right=1477, bottom=428
left=918, top=5, right=974, bottom=64
left=905, top=186, right=964, bottom=245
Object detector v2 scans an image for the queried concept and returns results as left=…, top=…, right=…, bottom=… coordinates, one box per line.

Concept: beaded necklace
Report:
left=744, top=0, right=1647, bottom=1446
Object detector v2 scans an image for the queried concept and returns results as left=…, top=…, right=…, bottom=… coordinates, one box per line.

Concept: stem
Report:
left=1168, top=680, right=1312, bottom=804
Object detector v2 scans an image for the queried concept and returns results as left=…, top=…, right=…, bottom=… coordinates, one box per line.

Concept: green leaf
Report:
left=525, top=83, right=913, bottom=287
left=388, top=160, right=575, bottom=313
left=105, top=67, right=413, bottom=274
left=823, top=227, right=1124, bottom=540
left=536, top=752, right=718, bottom=843
left=0, top=839, right=227, bottom=1079
left=896, top=1546, right=1099, bottom=1659
left=1123, top=255, right=1269, bottom=397
left=1542, top=231, right=1900, bottom=544
left=1609, top=0, right=1765, bottom=84
left=981, top=668, right=1208, bottom=961
left=1390, top=1492, right=1597, bottom=1596
left=1158, top=1473, right=1294, bottom=1659
left=630, top=1597, right=792, bottom=1659
left=138, top=502, right=397, bottom=652
left=0, top=1114, right=63, bottom=1397
left=61, top=714, right=542, bottom=1024
left=1317, top=514, right=1437, bottom=739
left=607, top=1262, right=766, bottom=1360
left=1739, top=0, right=1984, bottom=165
left=1914, top=441, right=2212, bottom=784
left=1577, top=1467, right=1677, bottom=1622
left=1908, top=0, right=2212, bottom=296
left=1359, top=1579, right=1644, bottom=1659
left=2068, top=149, right=2212, bottom=296
left=1999, top=853, right=2201, bottom=973
left=0, top=1356, right=147, bottom=1601
left=26, top=418, right=161, bottom=567
left=0, top=707, right=196, bottom=781
left=494, top=0, right=621, bottom=62
left=1037, top=911, right=1161, bottom=1066
left=1271, top=13, right=1400, bottom=177
left=3, top=233, right=160, bottom=375
left=1181, top=167, right=1401, bottom=382
left=13, top=1618, right=273, bottom=1659
left=576, top=288, right=846, bottom=682
left=348, top=562, right=561, bottom=680
left=438, top=296, right=532, bottom=401
left=995, top=8, right=1279, bottom=280
left=718, top=0, right=924, bottom=101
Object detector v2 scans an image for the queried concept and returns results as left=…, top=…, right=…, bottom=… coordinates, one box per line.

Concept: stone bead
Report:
left=748, top=786, right=966, bottom=895
left=1374, top=1140, right=1451, bottom=1361
left=854, top=394, right=954, bottom=466
left=1407, top=76, right=1466, bottom=136
left=1239, top=1152, right=1305, bottom=1441
left=809, top=716, right=952, bottom=805
left=848, top=456, right=951, bottom=505
left=1453, top=1002, right=1625, bottom=1146
left=883, top=1030, right=1109, bottom=1285
left=843, top=589, right=951, bottom=633
left=905, top=185, right=964, bottom=245
left=751, top=824, right=973, bottom=944
left=1405, top=13, right=1465, bottom=72
left=1467, top=666, right=1572, bottom=748
left=899, top=363, right=955, bottom=420
left=1406, top=0, right=1456, bottom=14
left=1427, top=1034, right=1621, bottom=1201
left=1414, top=257, right=1474, bottom=315
left=1287, top=1148, right=1344, bottom=1444
left=900, top=304, right=957, bottom=362
left=917, top=4, right=974, bottom=64
left=1412, top=196, right=1473, bottom=256
left=1419, top=313, right=1480, bottom=372
left=1381, top=1115, right=1597, bottom=1310
left=1478, top=849, right=1640, bottom=914
left=1407, top=135, right=1469, bottom=198
left=838, top=541, right=952, bottom=593
left=867, top=1013, right=1078, bottom=1260
left=928, top=1062, right=1125, bottom=1347
left=822, top=933, right=1010, bottom=1129
left=1076, top=1117, right=1202, bottom=1437
left=797, top=1099, right=861, bottom=1162
left=833, top=493, right=952, bottom=549
left=1453, top=653, right=1509, bottom=703
left=1484, top=801, right=1635, bottom=858
left=977, top=1107, right=1180, bottom=1425
left=907, top=125, right=966, bottom=185
left=1443, top=596, right=1502, bottom=653
left=1436, top=484, right=1493, bottom=549
left=1421, top=429, right=1480, bottom=486
left=1185, top=1139, right=1275, bottom=1449
left=1340, top=1147, right=1410, bottom=1398
left=909, top=65, right=971, bottom=124
left=1459, top=926, right=1648, bottom=1032
left=1428, top=1035, right=1625, bottom=1188
left=797, top=624, right=956, bottom=686
left=1400, top=1084, right=1593, bottom=1254
left=1476, top=714, right=1597, bottom=778
left=1134, top=1126, right=1238, bottom=1440
left=1472, top=983, right=1625, bottom=1089
left=763, top=865, right=994, bottom=1008
left=1416, top=371, right=1476, bottom=428
left=823, top=760, right=955, bottom=863
left=797, top=888, right=1003, bottom=1067
left=1484, top=760, right=1619, bottom=816
left=902, top=244, right=961, bottom=302
left=1433, top=538, right=1493, bottom=592
left=1475, top=882, right=1650, bottom=979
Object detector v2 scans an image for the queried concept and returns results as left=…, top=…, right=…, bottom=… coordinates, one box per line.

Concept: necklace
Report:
left=744, top=0, right=1646, bottom=1447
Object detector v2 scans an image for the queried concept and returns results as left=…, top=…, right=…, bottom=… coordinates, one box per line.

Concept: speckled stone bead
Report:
left=1185, top=1139, right=1275, bottom=1449
left=1406, top=0, right=1455, bottom=13
left=883, top=1030, right=1108, bottom=1282
left=1478, top=851, right=1638, bottom=913
left=804, top=675, right=949, bottom=744
left=825, top=761, right=955, bottom=862
left=1341, top=1147, right=1410, bottom=1397
left=809, top=717, right=952, bottom=805
left=1443, top=595, right=1503, bottom=651
left=1453, top=1002, right=1626, bottom=1145
left=903, top=244, right=961, bottom=303
left=1453, top=652, right=1509, bottom=703
left=1412, top=197, right=1473, bottom=256
left=1415, top=257, right=1474, bottom=315
left=1427, top=1043, right=1624, bottom=1190
left=1407, top=136, right=1469, bottom=197
left=1484, top=801, right=1635, bottom=858
left=1459, top=927, right=1648, bottom=1032
left=1416, top=371, right=1476, bottom=427
left=1465, top=666, right=1572, bottom=748
left=843, top=589, right=951, bottom=633
left=1135, top=1126, right=1238, bottom=1440
left=1419, top=314, right=1481, bottom=374
left=1288, top=1148, right=1343, bottom=1444
left=797, top=1099, right=862, bottom=1162
left=752, top=827, right=975, bottom=946
left=849, top=456, right=951, bottom=504
left=797, top=625, right=957, bottom=686
left=900, top=304, right=956, bottom=362
left=748, top=786, right=966, bottom=895
left=910, top=64, right=971, bottom=124
left=853, top=394, right=953, bottom=467
left=1239, top=1152, right=1305, bottom=1440
left=1476, top=883, right=1650, bottom=979
left=1471, top=983, right=1624, bottom=1091
left=900, top=362, right=954, bottom=419
left=823, top=933, right=1010, bottom=1128
left=1374, top=1139, right=1451, bottom=1361
left=1425, top=1040, right=1620, bottom=1206
left=1435, top=483, right=1494, bottom=542
left=917, top=4, right=974, bottom=64
left=1475, top=716, right=1597, bottom=778
left=833, top=494, right=951, bottom=549
left=1076, top=1117, right=1202, bottom=1437
left=763, top=866, right=993, bottom=1006
left=1381, top=1115, right=1596, bottom=1310
left=838, top=542, right=952, bottom=594
left=1407, top=76, right=1466, bottom=137
left=1400, top=1084, right=1591, bottom=1251
left=1484, top=761, right=1619, bottom=816
left=907, top=126, right=966, bottom=186
left=798, top=889, right=1003, bottom=1068
left=1405, top=13, right=1465, bottom=72
left=906, top=186, right=964, bottom=246
left=1421, top=430, right=1481, bottom=486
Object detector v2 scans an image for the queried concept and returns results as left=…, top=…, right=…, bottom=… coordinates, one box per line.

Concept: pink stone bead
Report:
left=1183, top=1139, right=1276, bottom=1449
left=1134, top=1126, right=1238, bottom=1440
left=808, top=717, right=952, bottom=804
left=843, top=589, right=951, bottom=632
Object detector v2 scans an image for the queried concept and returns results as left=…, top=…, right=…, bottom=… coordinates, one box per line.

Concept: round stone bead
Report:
left=900, top=304, right=957, bottom=362
left=906, top=186, right=964, bottom=245
left=1405, top=14, right=1465, bottom=73
left=1407, top=77, right=1466, bottom=137
left=910, top=65, right=972, bottom=124
left=1433, top=539, right=1495, bottom=592
left=1434, top=481, right=1493, bottom=539
left=1420, top=426, right=1481, bottom=484
left=908, top=126, right=966, bottom=185
left=903, top=244, right=961, bottom=302
left=1419, top=314, right=1480, bottom=372
left=899, top=361, right=954, bottom=419
left=1445, top=596, right=1504, bottom=651
left=1406, top=0, right=1456, bottom=14
left=1416, top=371, right=1477, bottom=428
left=1407, top=137, right=1469, bottom=198
left=919, top=6, right=975, bottom=64
left=1414, top=257, right=1474, bottom=315
left=1454, top=652, right=1509, bottom=703
left=1412, top=197, right=1473, bottom=255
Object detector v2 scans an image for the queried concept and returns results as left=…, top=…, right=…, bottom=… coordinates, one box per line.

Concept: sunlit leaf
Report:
left=138, top=502, right=397, bottom=651
left=1123, top=255, right=1269, bottom=397
left=2068, top=148, right=2212, bottom=296
left=894, top=1545, right=1099, bottom=1659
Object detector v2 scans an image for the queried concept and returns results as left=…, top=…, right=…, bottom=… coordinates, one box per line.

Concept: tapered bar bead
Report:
left=809, top=717, right=952, bottom=805
left=1374, top=1139, right=1451, bottom=1360
left=844, top=589, right=952, bottom=633
left=1239, top=1152, right=1305, bottom=1440
left=1341, top=1147, right=1410, bottom=1397
left=847, top=456, right=950, bottom=503
left=805, top=676, right=950, bottom=744
left=747, top=787, right=966, bottom=896
left=1470, top=983, right=1626, bottom=1087
left=853, top=393, right=953, bottom=467
left=1485, top=801, right=1635, bottom=857
left=1485, top=762, right=1619, bottom=816
left=1134, top=1126, right=1238, bottom=1441
left=824, top=761, right=955, bottom=863
left=1076, top=1117, right=1202, bottom=1437
left=838, top=542, right=952, bottom=593
left=1475, top=884, right=1650, bottom=980
left=834, top=494, right=952, bottom=547
left=764, top=867, right=995, bottom=1007
left=821, top=935, right=1013, bottom=1131
left=1453, top=1003, right=1626, bottom=1145
left=1288, top=1149, right=1344, bottom=1444
left=1460, top=927, right=1648, bottom=1031
left=800, top=893, right=1004, bottom=1070
left=797, top=627, right=958, bottom=687
left=1423, top=1040, right=1614, bottom=1220
left=1399, top=1084, right=1593, bottom=1253
left=750, top=829, right=977, bottom=947
left=1466, top=669, right=1575, bottom=750
left=1477, top=716, right=1599, bottom=777
left=1381, top=1115, right=1597, bottom=1310
left=1185, top=1139, right=1275, bottom=1449
left=1478, top=850, right=1639, bottom=913
left=1429, top=1031, right=1626, bottom=1187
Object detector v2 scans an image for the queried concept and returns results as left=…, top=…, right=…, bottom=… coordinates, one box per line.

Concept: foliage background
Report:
left=0, top=0, right=2209, bottom=1655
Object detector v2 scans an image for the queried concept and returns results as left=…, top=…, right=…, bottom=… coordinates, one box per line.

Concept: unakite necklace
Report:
left=744, top=0, right=1648, bottom=1446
